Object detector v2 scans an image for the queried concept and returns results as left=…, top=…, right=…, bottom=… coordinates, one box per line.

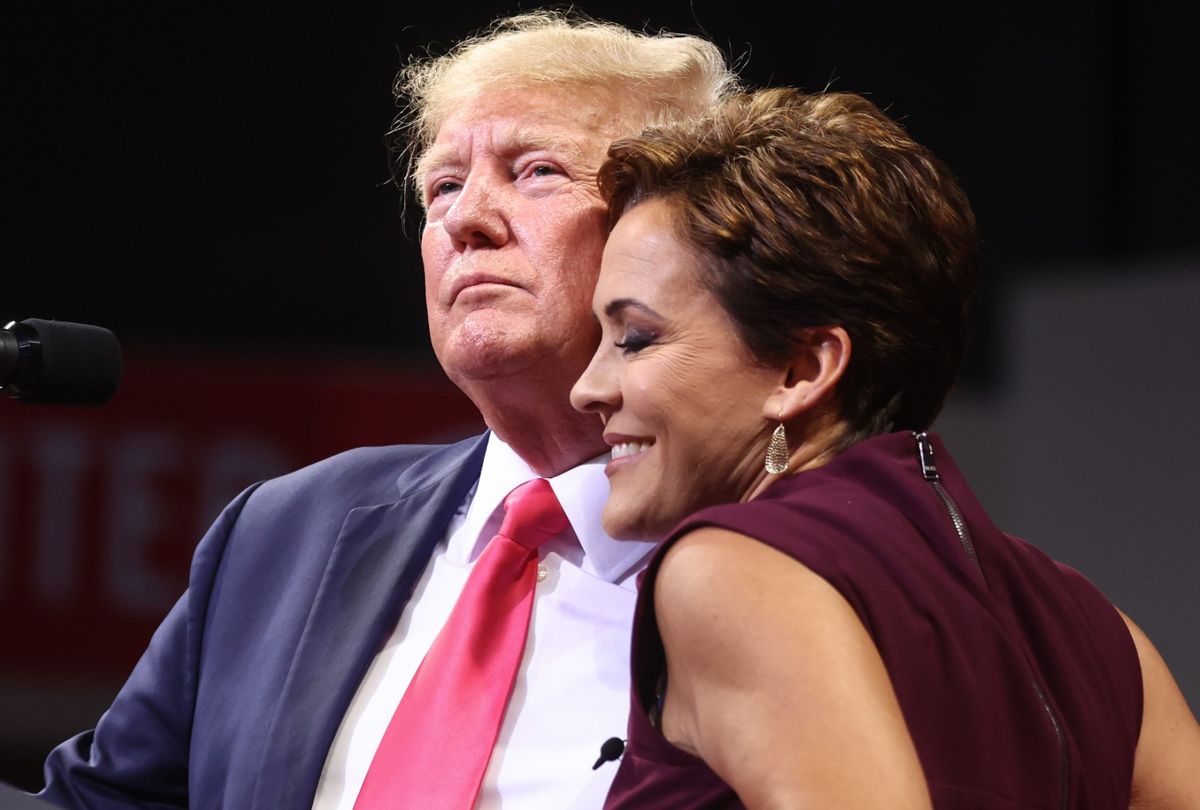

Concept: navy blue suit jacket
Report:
left=40, top=433, right=489, bottom=809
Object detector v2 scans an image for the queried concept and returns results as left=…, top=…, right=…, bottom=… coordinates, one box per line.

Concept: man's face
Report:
left=419, top=86, right=625, bottom=392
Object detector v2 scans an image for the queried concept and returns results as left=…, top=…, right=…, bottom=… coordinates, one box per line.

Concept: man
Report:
left=39, top=12, right=735, bottom=809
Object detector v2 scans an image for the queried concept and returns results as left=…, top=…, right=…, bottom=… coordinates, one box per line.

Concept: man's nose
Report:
left=442, top=174, right=508, bottom=249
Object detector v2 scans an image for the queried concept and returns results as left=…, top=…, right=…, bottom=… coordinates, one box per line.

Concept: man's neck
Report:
left=467, top=381, right=608, bottom=477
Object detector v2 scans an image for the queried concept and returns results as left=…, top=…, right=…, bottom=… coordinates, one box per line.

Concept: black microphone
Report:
left=1, top=318, right=123, bottom=405
left=592, top=737, right=625, bottom=770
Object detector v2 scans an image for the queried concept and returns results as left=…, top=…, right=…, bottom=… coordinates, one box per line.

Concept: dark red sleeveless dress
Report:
left=604, top=432, right=1142, bottom=809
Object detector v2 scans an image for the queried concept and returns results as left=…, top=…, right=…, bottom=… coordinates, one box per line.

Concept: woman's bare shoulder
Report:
left=1119, top=611, right=1200, bottom=810
left=652, top=526, right=930, bottom=808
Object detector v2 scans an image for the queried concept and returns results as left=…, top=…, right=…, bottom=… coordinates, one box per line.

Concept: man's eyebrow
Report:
left=417, top=127, right=591, bottom=184
left=509, top=127, right=589, bottom=164
left=415, top=146, right=458, bottom=189
left=604, top=298, right=662, bottom=319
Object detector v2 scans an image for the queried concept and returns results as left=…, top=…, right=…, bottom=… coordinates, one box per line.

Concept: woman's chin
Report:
left=602, top=504, right=678, bottom=543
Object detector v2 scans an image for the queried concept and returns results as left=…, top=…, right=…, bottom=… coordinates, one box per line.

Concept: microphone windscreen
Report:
left=592, top=736, right=626, bottom=770
left=20, top=318, right=123, bottom=405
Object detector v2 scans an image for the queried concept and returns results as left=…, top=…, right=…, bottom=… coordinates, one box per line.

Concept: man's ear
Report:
left=761, top=326, right=851, bottom=421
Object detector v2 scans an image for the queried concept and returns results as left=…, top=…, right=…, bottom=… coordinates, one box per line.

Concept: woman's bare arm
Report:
left=1121, top=611, right=1200, bottom=810
left=653, top=527, right=931, bottom=809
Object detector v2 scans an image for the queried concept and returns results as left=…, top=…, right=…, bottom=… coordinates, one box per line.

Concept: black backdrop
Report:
left=12, top=2, right=1197, bottom=358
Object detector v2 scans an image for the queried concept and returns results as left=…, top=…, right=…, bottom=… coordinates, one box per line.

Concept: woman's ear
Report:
left=762, top=326, right=851, bottom=421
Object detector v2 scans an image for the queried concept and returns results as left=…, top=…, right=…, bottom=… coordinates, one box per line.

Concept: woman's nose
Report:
left=571, top=350, right=619, bottom=418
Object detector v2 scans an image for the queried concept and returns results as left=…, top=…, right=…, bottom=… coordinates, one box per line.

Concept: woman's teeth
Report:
left=612, top=442, right=652, bottom=460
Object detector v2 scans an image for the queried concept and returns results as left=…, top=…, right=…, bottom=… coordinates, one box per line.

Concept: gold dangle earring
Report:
left=764, top=410, right=790, bottom=475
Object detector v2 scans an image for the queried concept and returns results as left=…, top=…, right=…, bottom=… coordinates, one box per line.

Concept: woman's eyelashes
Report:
left=614, top=328, right=657, bottom=354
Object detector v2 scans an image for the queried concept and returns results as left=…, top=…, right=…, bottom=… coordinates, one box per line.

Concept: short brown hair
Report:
left=599, top=88, right=980, bottom=441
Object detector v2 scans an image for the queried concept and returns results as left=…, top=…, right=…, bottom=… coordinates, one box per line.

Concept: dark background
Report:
left=11, top=2, right=1196, bottom=357
left=5, top=0, right=1199, bottom=794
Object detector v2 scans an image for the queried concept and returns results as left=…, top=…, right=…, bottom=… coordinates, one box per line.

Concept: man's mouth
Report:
left=450, top=272, right=520, bottom=303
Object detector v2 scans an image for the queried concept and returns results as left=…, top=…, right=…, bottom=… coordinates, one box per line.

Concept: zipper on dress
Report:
left=913, top=432, right=981, bottom=575
left=912, top=431, right=1069, bottom=809
left=1031, top=677, right=1071, bottom=810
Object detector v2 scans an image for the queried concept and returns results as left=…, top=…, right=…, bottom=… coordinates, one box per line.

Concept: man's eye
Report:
left=527, top=164, right=561, bottom=179
left=613, top=331, right=655, bottom=354
left=432, top=180, right=461, bottom=197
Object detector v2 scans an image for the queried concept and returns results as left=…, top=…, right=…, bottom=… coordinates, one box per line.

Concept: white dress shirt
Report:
left=312, top=434, right=656, bottom=809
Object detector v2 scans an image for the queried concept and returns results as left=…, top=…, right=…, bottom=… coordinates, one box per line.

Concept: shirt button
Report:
left=536, top=563, right=548, bottom=582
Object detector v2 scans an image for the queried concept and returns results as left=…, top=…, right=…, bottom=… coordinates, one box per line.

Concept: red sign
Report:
left=0, top=349, right=484, bottom=676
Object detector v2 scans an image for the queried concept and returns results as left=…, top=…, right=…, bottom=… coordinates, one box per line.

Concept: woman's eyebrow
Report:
left=604, top=298, right=662, bottom=319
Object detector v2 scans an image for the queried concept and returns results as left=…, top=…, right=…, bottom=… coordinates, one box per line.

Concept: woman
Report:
left=571, top=88, right=1200, bottom=808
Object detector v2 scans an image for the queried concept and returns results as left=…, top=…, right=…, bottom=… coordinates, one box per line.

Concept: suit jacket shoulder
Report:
left=40, top=433, right=489, bottom=810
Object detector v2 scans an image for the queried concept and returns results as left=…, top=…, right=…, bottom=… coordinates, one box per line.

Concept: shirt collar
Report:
left=451, top=433, right=657, bottom=585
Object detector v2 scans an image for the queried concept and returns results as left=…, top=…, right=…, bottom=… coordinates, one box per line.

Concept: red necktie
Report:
left=354, top=478, right=568, bottom=809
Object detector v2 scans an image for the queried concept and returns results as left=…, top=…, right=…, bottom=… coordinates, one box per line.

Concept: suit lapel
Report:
left=251, top=434, right=489, bottom=809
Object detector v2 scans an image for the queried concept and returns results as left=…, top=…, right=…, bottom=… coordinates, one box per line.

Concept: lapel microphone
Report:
left=592, top=737, right=626, bottom=770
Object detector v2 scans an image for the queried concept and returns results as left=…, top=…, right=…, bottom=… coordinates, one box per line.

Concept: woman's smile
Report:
left=571, top=199, right=782, bottom=540
left=608, top=439, right=654, bottom=463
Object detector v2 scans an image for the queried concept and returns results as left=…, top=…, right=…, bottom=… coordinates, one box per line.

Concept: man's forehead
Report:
left=417, top=89, right=631, bottom=175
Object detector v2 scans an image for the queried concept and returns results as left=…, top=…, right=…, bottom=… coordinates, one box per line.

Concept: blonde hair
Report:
left=390, top=10, right=738, bottom=198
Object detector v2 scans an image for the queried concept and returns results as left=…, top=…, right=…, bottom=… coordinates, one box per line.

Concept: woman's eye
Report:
left=614, top=331, right=656, bottom=354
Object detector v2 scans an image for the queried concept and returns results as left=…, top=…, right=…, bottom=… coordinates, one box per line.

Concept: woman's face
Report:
left=571, top=198, right=782, bottom=540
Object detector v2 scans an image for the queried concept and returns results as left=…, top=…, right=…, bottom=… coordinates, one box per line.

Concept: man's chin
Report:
left=439, top=340, right=540, bottom=385
left=434, top=321, right=592, bottom=394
